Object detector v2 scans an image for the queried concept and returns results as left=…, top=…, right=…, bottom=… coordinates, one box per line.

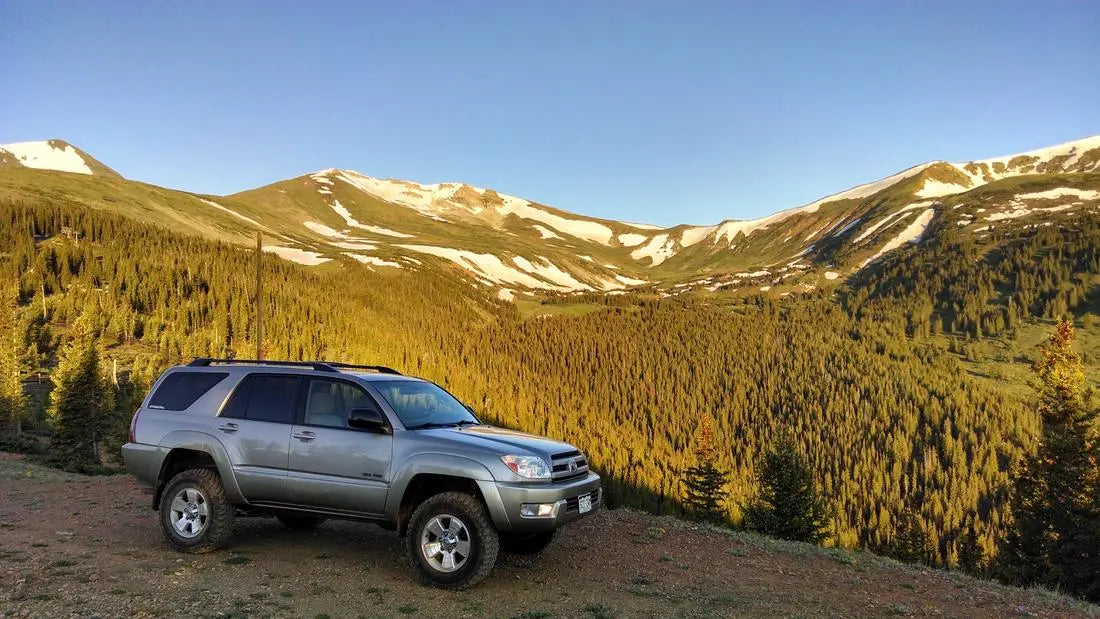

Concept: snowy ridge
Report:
left=796, top=162, right=938, bottom=213
left=320, top=169, right=625, bottom=244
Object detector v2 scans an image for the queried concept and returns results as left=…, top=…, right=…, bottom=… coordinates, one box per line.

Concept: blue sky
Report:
left=2, top=1, right=1097, bottom=226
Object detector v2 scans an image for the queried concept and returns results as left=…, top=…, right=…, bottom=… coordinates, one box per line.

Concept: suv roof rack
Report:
left=322, top=361, right=403, bottom=375
left=187, top=358, right=402, bottom=375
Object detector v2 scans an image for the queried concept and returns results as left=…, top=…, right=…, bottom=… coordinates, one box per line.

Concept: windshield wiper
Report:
left=406, top=421, right=461, bottom=430
left=406, top=420, right=480, bottom=431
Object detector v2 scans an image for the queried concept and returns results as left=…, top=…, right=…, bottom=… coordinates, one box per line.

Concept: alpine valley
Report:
left=3, top=134, right=1100, bottom=567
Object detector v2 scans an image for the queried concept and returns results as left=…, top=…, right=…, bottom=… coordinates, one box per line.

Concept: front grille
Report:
left=565, top=488, right=601, bottom=512
left=550, top=449, right=589, bottom=481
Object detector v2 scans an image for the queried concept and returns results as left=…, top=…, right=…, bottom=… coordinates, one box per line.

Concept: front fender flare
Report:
left=385, top=453, right=508, bottom=528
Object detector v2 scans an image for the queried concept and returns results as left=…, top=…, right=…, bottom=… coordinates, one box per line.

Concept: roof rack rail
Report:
left=187, top=358, right=403, bottom=375
left=188, top=358, right=339, bottom=372
left=322, top=362, right=403, bottom=375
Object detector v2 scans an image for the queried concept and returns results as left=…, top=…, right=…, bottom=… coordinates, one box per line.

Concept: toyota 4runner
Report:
left=122, top=359, right=601, bottom=589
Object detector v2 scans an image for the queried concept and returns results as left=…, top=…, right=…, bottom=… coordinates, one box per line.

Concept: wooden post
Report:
left=255, top=232, right=263, bottom=360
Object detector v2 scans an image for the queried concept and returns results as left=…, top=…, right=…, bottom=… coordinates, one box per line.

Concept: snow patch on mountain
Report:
left=712, top=213, right=792, bottom=244
left=327, top=199, right=413, bottom=237
left=2, top=141, right=93, bottom=175
left=397, top=245, right=584, bottom=291
left=197, top=198, right=267, bottom=230
left=512, top=256, right=593, bottom=290
left=831, top=218, right=863, bottom=237
left=861, top=208, right=935, bottom=268
left=331, top=241, right=378, bottom=250
left=1017, top=187, right=1100, bottom=201
left=630, top=234, right=677, bottom=266
left=613, top=274, right=648, bottom=286
left=533, top=224, right=562, bottom=239
left=853, top=201, right=937, bottom=243
left=263, top=246, right=330, bottom=266
left=496, top=198, right=614, bottom=244
left=304, top=221, right=348, bottom=238
left=332, top=171, right=452, bottom=221
left=679, top=225, right=717, bottom=247
left=916, top=179, right=970, bottom=198
left=344, top=253, right=402, bottom=268
left=618, top=233, right=647, bottom=247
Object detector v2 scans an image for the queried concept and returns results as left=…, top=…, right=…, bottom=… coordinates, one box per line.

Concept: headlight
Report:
left=501, top=455, right=551, bottom=479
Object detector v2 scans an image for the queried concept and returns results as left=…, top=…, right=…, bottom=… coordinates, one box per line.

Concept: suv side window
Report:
left=303, top=378, right=380, bottom=429
left=221, top=374, right=302, bottom=424
left=148, top=371, right=229, bottom=411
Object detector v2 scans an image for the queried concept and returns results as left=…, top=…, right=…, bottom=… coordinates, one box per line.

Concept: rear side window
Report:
left=220, top=374, right=302, bottom=424
left=148, top=372, right=229, bottom=411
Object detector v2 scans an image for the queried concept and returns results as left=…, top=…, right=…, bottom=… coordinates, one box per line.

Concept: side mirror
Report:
left=348, top=407, right=389, bottom=433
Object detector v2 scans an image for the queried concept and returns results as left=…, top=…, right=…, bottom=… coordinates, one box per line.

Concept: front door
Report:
left=285, top=378, right=393, bottom=515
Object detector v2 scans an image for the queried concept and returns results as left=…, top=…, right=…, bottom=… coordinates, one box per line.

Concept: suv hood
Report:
left=420, top=424, right=576, bottom=460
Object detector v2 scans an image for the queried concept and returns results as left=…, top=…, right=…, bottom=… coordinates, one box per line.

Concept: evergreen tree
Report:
left=956, top=524, right=984, bottom=575
left=0, top=287, right=26, bottom=434
left=997, top=321, right=1100, bottom=601
left=681, top=417, right=729, bottom=523
left=47, top=311, right=112, bottom=470
left=888, top=506, right=931, bottom=564
left=743, top=436, right=829, bottom=543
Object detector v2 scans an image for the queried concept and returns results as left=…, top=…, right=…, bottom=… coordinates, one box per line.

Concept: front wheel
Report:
left=158, top=468, right=234, bottom=553
left=406, top=492, right=499, bottom=590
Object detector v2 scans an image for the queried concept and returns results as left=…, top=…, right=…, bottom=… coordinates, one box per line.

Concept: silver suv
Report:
left=122, top=359, right=601, bottom=589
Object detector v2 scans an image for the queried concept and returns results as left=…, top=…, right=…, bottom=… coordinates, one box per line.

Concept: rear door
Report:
left=285, top=377, right=393, bottom=515
left=217, top=373, right=301, bottom=502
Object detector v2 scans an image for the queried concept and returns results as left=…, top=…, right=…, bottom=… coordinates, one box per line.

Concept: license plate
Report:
left=578, top=494, right=593, bottom=514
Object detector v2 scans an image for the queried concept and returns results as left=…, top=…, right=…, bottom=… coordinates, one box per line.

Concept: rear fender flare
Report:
left=157, top=430, right=246, bottom=504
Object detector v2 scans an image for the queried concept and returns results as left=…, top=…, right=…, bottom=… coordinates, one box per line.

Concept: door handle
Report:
left=218, top=423, right=238, bottom=433
left=292, top=430, right=316, bottom=442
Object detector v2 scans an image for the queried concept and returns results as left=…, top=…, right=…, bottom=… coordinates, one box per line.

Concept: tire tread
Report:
left=406, top=491, right=499, bottom=590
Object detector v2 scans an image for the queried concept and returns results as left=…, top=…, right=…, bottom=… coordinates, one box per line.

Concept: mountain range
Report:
left=5, top=132, right=1100, bottom=573
left=2, top=135, right=1099, bottom=300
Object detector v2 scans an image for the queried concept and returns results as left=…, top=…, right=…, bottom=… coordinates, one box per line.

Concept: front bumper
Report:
left=481, top=472, right=602, bottom=532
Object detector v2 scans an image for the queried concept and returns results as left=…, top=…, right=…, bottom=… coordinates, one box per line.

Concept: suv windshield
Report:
left=372, top=380, right=478, bottom=429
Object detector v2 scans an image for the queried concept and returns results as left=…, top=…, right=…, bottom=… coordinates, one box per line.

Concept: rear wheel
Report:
left=158, top=468, right=234, bottom=553
left=406, top=492, right=499, bottom=590
left=501, top=530, right=556, bottom=556
left=276, top=513, right=326, bottom=530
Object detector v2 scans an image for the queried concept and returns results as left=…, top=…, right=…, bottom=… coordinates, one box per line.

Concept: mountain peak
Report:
left=0, top=139, right=121, bottom=177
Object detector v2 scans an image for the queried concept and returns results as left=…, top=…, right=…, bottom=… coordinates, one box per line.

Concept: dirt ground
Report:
left=0, top=454, right=1096, bottom=618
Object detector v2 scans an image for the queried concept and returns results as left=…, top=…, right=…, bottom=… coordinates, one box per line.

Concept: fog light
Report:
left=520, top=503, right=555, bottom=518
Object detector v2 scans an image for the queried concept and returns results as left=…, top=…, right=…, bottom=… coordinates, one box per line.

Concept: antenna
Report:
left=255, top=231, right=263, bottom=360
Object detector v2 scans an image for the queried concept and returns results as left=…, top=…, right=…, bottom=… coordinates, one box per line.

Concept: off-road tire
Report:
left=276, top=513, right=326, bottom=530
left=158, top=468, right=234, bottom=553
left=406, top=491, right=499, bottom=590
left=500, top=530, right=556, bottom=556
